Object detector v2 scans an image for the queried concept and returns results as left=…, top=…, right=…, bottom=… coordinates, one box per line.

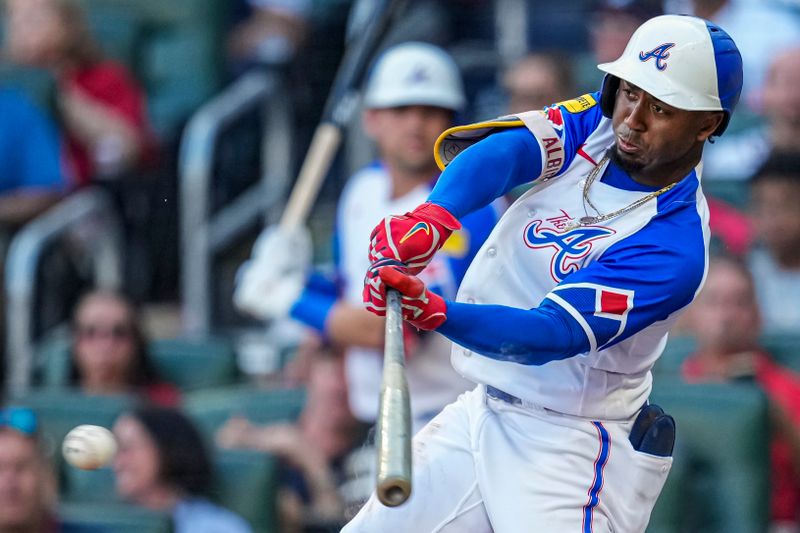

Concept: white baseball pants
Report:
left=342, top=385, right=672, bottom=532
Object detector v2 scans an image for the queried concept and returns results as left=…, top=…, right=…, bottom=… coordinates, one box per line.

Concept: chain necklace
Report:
left=562, top=154, right=677, bottom=232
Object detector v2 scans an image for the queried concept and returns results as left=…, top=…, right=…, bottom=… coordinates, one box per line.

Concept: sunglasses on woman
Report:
left=75, top=323, right=133, bottom=341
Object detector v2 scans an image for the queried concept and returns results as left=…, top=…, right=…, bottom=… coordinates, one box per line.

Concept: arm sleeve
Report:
left=427, top=127, right=542, bottom=219
left=437, top=216, right=706, bottom=364
left=438, top=299, right=591, bottom=365
left=427, top=91, right=604, bottom=219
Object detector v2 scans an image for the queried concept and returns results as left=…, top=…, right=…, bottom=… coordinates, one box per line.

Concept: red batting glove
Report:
left=368, top=202, right=461, bottom=274
left=377, top=265, right=447, bottom=331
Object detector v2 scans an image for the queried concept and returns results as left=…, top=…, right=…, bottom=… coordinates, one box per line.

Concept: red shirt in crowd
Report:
left=60, top=61, right=154, bottom=185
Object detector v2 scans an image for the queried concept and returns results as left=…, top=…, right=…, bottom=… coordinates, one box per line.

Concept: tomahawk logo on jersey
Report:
left=523, top=213, right=616, bottom=282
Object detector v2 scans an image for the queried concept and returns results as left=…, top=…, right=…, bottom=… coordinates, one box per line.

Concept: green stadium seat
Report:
left=651, top=335, right=697, bottom=378
left=71, top=0, right=233, bottom=137
left=210, top=449, right=281, bottom=533
left=35, top=334, right=238, bottom=391
left=59, top=502, right=171, bottom=533
left=702, top=180, right=750, bottom=210
left=62, top=464, right=118, bottom=505
left=82, top=5, right=146, bottom=66
left=149, top=336, right=239, bottom=391
left=184, top=385, right=306, bottom=442
left=7, top=388, right=135, bottom=448
left=761, top=333, right=800, bottom=374
left=647, top=380, right=770, bottom=533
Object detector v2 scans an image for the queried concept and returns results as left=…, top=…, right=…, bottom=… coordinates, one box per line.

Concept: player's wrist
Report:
left=412, top=202, right=461, bottom=231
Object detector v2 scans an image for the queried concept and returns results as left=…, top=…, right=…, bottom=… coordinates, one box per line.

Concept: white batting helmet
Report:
left=597, top=14, right=743, bottom=136
left=363, top=42, right=466, bottom=112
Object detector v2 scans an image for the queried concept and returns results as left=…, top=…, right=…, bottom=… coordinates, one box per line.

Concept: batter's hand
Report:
left=364, top=262, right=447, bottom=330
left=368, top=202, right=460, bottom=274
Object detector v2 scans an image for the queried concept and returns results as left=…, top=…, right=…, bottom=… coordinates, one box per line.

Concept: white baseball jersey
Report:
left=434, top=93, right=710, bottom=420
left=343, top=91, right=700, bottom=533
left=336, top=162, right=497, bottom=425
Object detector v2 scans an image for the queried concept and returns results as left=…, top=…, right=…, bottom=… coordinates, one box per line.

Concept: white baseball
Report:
left=62, top=425, right=118, bottom=470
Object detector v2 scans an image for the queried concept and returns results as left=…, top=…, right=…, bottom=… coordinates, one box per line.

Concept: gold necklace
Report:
left=562, top=154, right=677, bottom=232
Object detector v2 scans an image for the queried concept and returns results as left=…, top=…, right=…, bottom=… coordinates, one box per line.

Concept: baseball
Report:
left=62, top=425, right=117, bottom=470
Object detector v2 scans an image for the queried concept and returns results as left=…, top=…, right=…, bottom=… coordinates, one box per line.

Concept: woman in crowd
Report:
left=5, top=0, right=155, bottom=184
left=70, top=289, right=180, bottom=406
left=113, top=406, right=253, bottom=533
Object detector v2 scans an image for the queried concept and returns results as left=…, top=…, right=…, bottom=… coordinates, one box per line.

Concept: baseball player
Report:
left=347, top=15, right=743, bottom=532
left=237, top=42, right=498, bottom=432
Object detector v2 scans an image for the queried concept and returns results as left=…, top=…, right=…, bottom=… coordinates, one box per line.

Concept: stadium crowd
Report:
left=0, top=0, right=798, bottom=531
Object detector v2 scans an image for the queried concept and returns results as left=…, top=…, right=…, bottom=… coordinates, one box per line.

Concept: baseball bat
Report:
left=376, top=288, right=412, bottom=506
left=280, top=0, right=408, bottom=229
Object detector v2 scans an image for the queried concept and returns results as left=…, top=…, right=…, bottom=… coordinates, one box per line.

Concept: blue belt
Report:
left=486, top=385, right=523, bottom=405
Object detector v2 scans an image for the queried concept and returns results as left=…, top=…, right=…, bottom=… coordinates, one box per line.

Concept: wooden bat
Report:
left=280, top=0, right=408, bottom=229
left=376, top=288, right=412, bottom=506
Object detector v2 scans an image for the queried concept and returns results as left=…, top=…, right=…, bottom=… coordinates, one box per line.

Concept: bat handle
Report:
left=376, top=289, right=412, bottom=506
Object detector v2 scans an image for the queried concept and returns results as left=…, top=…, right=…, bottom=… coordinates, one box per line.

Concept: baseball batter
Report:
left=346, top=15, right=744, bottom=532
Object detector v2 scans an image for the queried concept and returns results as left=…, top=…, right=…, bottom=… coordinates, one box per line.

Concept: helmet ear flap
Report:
left=600, top=75, right=620, bottom=119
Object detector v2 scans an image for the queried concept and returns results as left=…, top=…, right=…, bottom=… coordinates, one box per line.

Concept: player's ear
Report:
left=696, top=111, right=724, bottom=142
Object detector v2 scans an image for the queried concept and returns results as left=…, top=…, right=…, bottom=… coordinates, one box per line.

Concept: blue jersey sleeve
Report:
left=427, top=128, right=541, bottom=219
left=427, top=92, right=604, bottom=219
left=437, top=206, right=706, bottom=364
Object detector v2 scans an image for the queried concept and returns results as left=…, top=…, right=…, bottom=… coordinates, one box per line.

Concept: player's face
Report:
left=611, top=80, right=722, bottom=186
left=364, top=105, right=452, bottom=176
left=113, top=416, right=162, bottom=503
left=0, top=431, right=48, bottom=529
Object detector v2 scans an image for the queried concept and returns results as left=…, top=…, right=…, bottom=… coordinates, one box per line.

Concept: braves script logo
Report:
left=638, top=43, right=675, bottom=71
left=524, top=211, right=615, bottom=282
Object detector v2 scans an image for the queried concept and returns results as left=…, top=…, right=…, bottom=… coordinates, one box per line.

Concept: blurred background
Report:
left=0, top=0, right=798, bottom=531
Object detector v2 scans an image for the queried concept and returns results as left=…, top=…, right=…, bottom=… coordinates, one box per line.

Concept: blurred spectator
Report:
left=217, top=350, right=360, bottom=531
left=680, top=255, right=800, bottom=530
left=748, top=153, right=800, bottom=334
left=705, top=196, right=753, bottom=257
left=702, top=47, right=800, bottom=181
left=234, top=43, right=495, bottom=433
left=0, top=88, right=66, bottom=230
left=227, top=0, right=312, bottom=70
left=113, top=406, right=252, bottom=533
left=502, top=52, right=575, bottom=114
left=578, top=0, right=663, bottom=91
left=687, top=0, right=800, bottom=114
left=4, top=0, right=155, bottom=185
left=69, top=289, right=180, bottom=406
left=0, top=408, right=58, bottom=533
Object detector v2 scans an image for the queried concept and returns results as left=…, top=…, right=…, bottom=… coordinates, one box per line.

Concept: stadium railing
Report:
left=4, top=188, right=124, bottom=398
left=179, top=69, right=294, bottom=337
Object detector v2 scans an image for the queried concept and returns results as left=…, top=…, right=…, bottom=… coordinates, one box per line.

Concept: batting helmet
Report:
left=597, top=14, right=743, bottom=136
left=363, top=42, right=466, bottom=112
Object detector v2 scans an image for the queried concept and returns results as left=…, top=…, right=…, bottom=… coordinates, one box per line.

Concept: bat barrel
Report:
left=376, top=289, right=412, bottom=506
